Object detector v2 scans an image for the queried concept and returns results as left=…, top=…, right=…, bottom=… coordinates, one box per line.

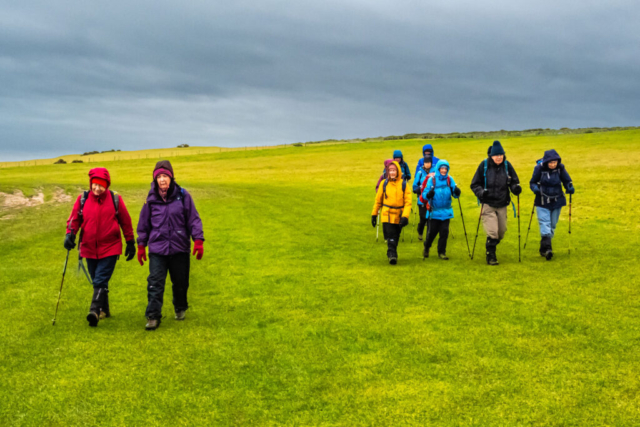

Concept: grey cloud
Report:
left=1, top=0, right=639, bottom=161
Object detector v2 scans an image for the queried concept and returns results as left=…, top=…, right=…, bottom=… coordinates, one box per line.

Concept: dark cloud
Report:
left=1, top=0, right=639, bottom=160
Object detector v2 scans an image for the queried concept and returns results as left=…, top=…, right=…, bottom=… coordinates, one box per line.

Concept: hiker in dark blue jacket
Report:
left=384, top=150, right=411, bottom=181
left=421, top=160, right=461, bottom=260
left=414, top=144, right=440, bottom=177
left=529, top=149, right=574, bottom=260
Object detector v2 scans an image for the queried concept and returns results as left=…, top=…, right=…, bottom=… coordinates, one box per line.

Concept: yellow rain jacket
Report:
left=372, top=161, right=412, bottom=224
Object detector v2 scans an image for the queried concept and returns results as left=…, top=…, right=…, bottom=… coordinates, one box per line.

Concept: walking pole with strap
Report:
left=410, top=203, right=416, bottom=243
left=457, top=198, right=471, bottom=258
left=523, top=201, right=536, bottom=249
left=517, top=195, right=521, bottom=262
left=375, top=212, right=380, bottom=242
left=52, top=250, right=71, bottom=325
left=471, top=204, right=484, bottom=260
left=423, top=197, right=434, bottom=261
left=568, top=194, right=572, bottom=257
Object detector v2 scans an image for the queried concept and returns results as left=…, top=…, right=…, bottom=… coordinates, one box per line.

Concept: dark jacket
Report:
left=529, top=149, right=572, bottom=210
left=470, top=156, right=521, bottom=208
left=137, top=182, right=204, bottom=255
left=67, top=168, right=134, bottom=259
left=414, top=144, right=440, bottom=177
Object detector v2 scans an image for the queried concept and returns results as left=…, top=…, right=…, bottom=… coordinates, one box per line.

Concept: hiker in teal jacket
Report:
left=412, top=157, right=434, bottom=240
left=421, top=159, right=461, bottom=260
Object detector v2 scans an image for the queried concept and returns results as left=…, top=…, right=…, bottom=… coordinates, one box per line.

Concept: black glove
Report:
left=453, top=187, right=461, bottom=197
left=125, top=240, right=136, bottom=261
left=532, top=184, right=541, bottom=195
left=400, top=217, right=409, bottom=228
left=566, top=184, right=575, bottom=195
left=63, top=233, right=76, bottom=250
left=426, top=189, right=435, bottom=200
left=371, top=215, right=377, bottom=228
left=512, top=185, right=522, bottom=196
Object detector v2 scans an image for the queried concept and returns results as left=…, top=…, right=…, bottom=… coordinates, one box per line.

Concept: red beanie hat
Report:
left=91, top=177, right=109, bottom=189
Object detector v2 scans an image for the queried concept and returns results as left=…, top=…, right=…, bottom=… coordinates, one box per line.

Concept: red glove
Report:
left=137, top=245, right=147, bottom=266
left=192, top=240, right=204, bottom=260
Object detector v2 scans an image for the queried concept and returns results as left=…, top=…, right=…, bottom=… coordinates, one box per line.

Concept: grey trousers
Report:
left=481, top=205, right=507, bottom=240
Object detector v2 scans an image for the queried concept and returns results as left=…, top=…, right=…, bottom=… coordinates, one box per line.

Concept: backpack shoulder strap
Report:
left=402, top=179, right=407, bottom=193
left=483, top=159, right=488, bottom=189
left=110, top=190, right=119, bottom=216
left=79, top=191, right=89, bottom=222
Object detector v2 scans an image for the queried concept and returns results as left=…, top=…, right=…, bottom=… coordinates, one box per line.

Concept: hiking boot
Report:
left=438, top=253, right=449, bottom=260
left=175, top=310, right=186, bottom=321
left=545, top=237, right=553, bottom=260
left=540, top=237, right=553, bottom=260
left=423, top=247, right=429, bottom=258
left=389, top=255, right=397, bottom=265
left=486, top=251, right=499, bottom=266
left=87, top=311, right=99, bottom=327
left=418, top=233, right=423, bottom=241
left=146, top=318, right=161, bottom=331
left=99, top=292, right=111, bottom=319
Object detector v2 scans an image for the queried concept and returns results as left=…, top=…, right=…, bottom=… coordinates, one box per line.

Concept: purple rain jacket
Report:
left=137, top=182, right=204, bottom=255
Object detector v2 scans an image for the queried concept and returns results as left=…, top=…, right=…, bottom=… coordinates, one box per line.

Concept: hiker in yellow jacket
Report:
left=372, top=160, right=412, bottom=264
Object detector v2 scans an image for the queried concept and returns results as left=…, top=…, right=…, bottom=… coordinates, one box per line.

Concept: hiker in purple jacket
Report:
left=137, top=160, right=205, bottom=331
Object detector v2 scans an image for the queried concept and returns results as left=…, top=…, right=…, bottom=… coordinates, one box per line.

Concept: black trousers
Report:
left=417, top=205, right=428, bottom=236
left=424, top=218, right=450, bottom=255
left=383, top=223, right=402, bottom=258
left=145, top=252, right=190, bottom=320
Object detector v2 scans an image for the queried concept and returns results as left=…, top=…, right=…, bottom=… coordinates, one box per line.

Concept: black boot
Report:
left=486, top=238, right=499, bottom=266
left=544, top=236, right=553, bottom=260
left=87, top=288, right=106, bottom=327
left=539, top=238, right=546, bottom=257
left=387, top=237, right=398, bottom=265
left=99, top=289, right=111, bottom=319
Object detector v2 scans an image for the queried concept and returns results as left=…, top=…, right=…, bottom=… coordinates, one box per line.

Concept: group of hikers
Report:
left=371, top=141, right=575, bottom=265
left=63, top=160, right=204, bottom=330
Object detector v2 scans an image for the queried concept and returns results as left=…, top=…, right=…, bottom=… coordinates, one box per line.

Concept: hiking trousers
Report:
left=424, top=219, right=450, bottom=255
left=537, top=206, right=562, bottom=238
left=145, top=252, right=190, bottom=320
left=482, top=205, right=507, bottom=240
left=383, top=223, right=402, bottom=258
left=417, top=205, right=429, bottom=236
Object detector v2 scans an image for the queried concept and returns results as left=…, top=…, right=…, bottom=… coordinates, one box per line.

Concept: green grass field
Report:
left=1, top=130, right=640, bottom=426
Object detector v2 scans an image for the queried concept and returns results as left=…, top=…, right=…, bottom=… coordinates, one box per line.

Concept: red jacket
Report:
left=66, top=168, right=134, bottom=259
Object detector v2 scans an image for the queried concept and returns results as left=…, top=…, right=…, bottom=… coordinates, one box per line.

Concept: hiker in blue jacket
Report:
left=414, top=144, right=440, bottom=177
left=529, top=149, right=574, bottom=260
left=421, top=159, right=461, bottom=260
left=384, top=150, right=411, bottom=181
left=412, top=157, right=434, bottom=240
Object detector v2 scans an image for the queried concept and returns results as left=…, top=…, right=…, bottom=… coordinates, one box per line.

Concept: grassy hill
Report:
left=1, top=130, right=639, bottom=425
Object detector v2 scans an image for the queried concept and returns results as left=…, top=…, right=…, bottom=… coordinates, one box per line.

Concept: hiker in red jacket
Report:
left=64, top=168, right=135, bottom=327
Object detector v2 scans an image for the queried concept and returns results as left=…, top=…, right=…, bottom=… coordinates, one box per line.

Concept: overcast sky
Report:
left=1, top=0, right=639, bottom=161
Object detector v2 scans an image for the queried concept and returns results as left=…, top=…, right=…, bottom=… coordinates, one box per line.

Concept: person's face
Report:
left=91, top=182, right=105, bottom=196
left=492, top=155, right=504, bottom=165
left=388, top=165, right=398, bottom=179
left=548, top=160, right=558, bottom=169
left=440, top=166, right=448, bottom=175
left=157, top=174, right=171, bottom=190
left=394, top=157, right=402, bottom=163
left=424, top=162, right=432, bottom=171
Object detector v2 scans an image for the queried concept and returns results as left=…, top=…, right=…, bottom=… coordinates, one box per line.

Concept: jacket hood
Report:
left=422, top=144, right=434, bottom=156
left=542, top=149, right=561, bottom=166
left=153, top=160, right=174, bottom=179
left=435, top=159, right=450, bottom=177
left=386, top=161, right=402, bottom=180
left=88, top=168, right=111, bottom=188
left=392, top=150, right=403, bottom=160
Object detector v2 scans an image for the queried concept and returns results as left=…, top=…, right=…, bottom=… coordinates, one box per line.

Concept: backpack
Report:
left=78, top=190, right=120, bottom=231
left=534, top=160, right=565, bottom=206
left=419, top=175, right=450, bottom=207
left=382, top=178, right=407, bottom=199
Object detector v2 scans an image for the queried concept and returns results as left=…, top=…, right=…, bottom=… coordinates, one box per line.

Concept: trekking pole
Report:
left=457, top=198, right=471, bottom=258
left=517, top=195, right=521, bottom=262
left=523, top=201, right=536, bottom=249
left=568, top=194, right=572, bottom=257
left=375, top=212, right=381, bottom=242
left=470, top=204, right=484, bottom=260
left=410, top=205, right=417, bottom=243
left=52, top=250, right=71, bottom=325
